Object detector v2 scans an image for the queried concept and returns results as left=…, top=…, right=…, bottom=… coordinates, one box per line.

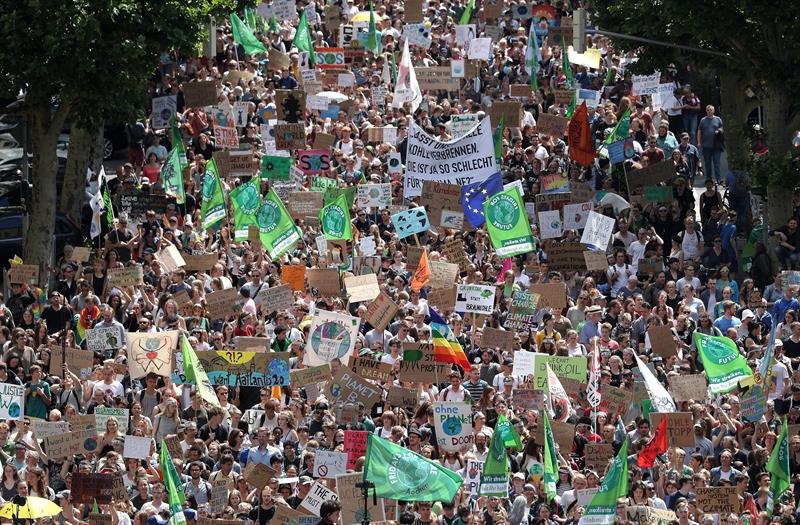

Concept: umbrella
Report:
left=351, top=11, right=388, bottom=23
left=0, top=497, right=63, bottom=519
left=315, top=91, right=349, bottom=103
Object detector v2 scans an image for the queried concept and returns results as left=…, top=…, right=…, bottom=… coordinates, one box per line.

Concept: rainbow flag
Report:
left=430, top=308, right=471, bottom=371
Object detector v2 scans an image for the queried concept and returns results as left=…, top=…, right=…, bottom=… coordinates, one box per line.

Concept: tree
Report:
left=590, top=1, right=800, bottom=224
left=0, top=0, right=236, bottom=265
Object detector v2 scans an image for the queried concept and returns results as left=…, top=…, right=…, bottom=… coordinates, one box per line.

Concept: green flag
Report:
left=231, top=12, right=267, bottom=55
left=319, top=193, right=352, bottom=240
left=181, top=334, right=220, bottom=407
left=261, top=155, right=291, bottom=180
left=542, top=414, right=558, bottom=502
left=367, top=2, right=382, bottom=55
left=483, top=187, right=535, bottom=257
left=493, top=116, right=505, bottom=166
left=323, top=186, right=356, bottom=209
left=101, top=184, right=114, bottom=227
left=459, top=0, right=475, bottom=25
left=603, top=108, right=631, bottom=146
left=364, top=433, right=463, bottom=501
left=244, top=7, right=257, bottom=29
left=268, top=16, right=280, bottom=34
left=582, top=438, right=629, bottom=523
left=161, top=147, right=185, bottom=205
left=694, top=332, right=753, bottom=393
left=92, top=499, right=100, bottom=514
left=767, top=417, right=790, bottom=516
left=293, top=11, right=316, bottom=66
left=257, top=188, right=302, bottom=259
left=390, top=49, right=398, bottom=84
left=160, top=443, right=186, bottom=525
left=565, top=90, right=577, bottom=118
left=170, top=114, right=188, bottom=171
left=200, top=159, right=226, bottom=230
left=230, top=177, right=261, bottom=240
left=562, top=47, right=574, bottom=89
left=603, top=66, right=614, bottom=88
left=480, top=414, right=522, bottom=495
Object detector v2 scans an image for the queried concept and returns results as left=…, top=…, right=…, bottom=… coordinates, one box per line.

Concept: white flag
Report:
left=634, top=353, right=676, bottom=413
left=587, top=340, right=601, bottom=408
left=546, top=363, right=572, bottom=422
left=392, top=40, right=422, bottom=113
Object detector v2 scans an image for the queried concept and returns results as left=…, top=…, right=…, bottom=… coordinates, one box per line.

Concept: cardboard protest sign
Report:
left=488, top=101, right=522, bottom=128
left=399, top=342, right=450, bottom=383
left=30, top=418, right=69, bottom=438
left=243, top=463, right=276, bottom=489
left=127, top=331, right=179, bottom=379
left=598, top=384, right=633, bottom=416
left=442, top=238, right=470, bottom=272
left=288, top=191, right=324, bottom=220
left=630, top=161, right=676, bottom=187
left=536, top=113, right=569, bottom=138
left=427, top=287, right=457, bottom=311
left=106, top=264, right=144, bottom=287
left=433, top=402, right=474, bottom=452
left=306, top=268, right=340, bottom=297
left=363, top=293, right=399, bottom=332
left=336, top=471, right=385, bottom=525
left=416, top=67, right=460, bottom=90
left=84, top=327, right=123, bottom=354
left=282, top=265, right=307, bottom=291
left=275, top=91, right=307, bottom=123
left=205, top=288, right=242, bottom=320
left=272, top=504, right=310, bottom=525
left=183, top=253, right=220, bottom=272
left=123, top=435, right=152, bottom=459
left=419, top=181, right=463, bottom=228
left=89, top=514, right=112, bottom=525
left=343, top=431, right=368, bottom=470
left=313, top=450, right=348, bottom=478
left=347, top=355, right=393, bottom=383
left=695, top=487, right=738, bottom=514
left=650, top=412, right=694, bottom=447
left=71, top=472, right=115, bottom=503
left=49, top=346, right=94, bottom=379
left=625, top=507, right=677, bottom=525
left=233, top=337, right=270, bottom=351
left=289, top=364, right=332, bottom=387
left=530, top=282, right=567, bottom=308
left=584, top=443, right=614, bottom=469
left=254, top=285, right=294, bottom=313
left=274, top=123, right=307, bottom=150
left=210, top=480, right=229, bottom=514
left=46, top=430, right=100, bottom=459
left=584, top=250, right=609, bottom=271
left=183, top=81, right=218, bottom=107
left=546, top=242, right=588, bottom=272
left=671, top=374, right=708, bottom=402
left=305, top=309, right=360, bottom=366
left=344, top=274, right=380, bottom=303
left=386, top=385, right=418, bottom=409
left=648, top=325, right=678, bottom=358
left=482, top=327, right=515, bottom=352
left=505, top=291, right=540, bottom=330
left=197, top=351, right=290, bottom=387
left=324, top=368, right=381, bottom=408
left=513, top=389, right=546, bottom=410
left=430, top=261, right=459, bottom=290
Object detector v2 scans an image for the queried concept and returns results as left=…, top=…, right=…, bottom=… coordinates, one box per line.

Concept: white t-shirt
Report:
left=628, top=241, right=647, bottom=271
left=607, top=263, right=632, bottom=295
left=680, top=230, right=704, bottom=260
left=769, top=362, right=790, bottom=401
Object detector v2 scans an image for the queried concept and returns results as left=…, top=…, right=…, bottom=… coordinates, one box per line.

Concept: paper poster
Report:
left=304, top=310, right=361, bottom=366
left=123, top=435, right=152, bottom=459
left=563, top=201, right=593, bottom=230
left=580, top=211, right=616, bottom=249
left=538, top=210, right=563, bottom=239
left=0, top=384, right=24, bottom=420
left=126, top=331, right=180, bottom=379
left=151, top=96, right=177, bottom=129
left=455, top=284, right=496, bottom=314
left=433, top=402, right=474, bottom=452
left=391, top=206, right=430, bottom=239
left=313, top=450, right=348, bottom=478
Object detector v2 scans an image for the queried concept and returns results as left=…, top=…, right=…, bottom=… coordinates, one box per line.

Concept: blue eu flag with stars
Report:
left=461, top=172, right=504, bottom=227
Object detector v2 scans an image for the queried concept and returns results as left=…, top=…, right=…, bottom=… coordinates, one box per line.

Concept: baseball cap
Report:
left=299, top=475, right=313, bottom=485
left=148, top=517, right=169, bottom=525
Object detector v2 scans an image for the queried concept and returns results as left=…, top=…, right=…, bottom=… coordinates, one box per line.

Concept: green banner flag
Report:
left=603, top=108, right=631, bottom=146
left=363, top=433, right=463, bottom=501
left=170, top=114, right=188, bottom=171
left=230, top=12, right=267, bottom=55
left=767, top=417, right=790, bottom=516
left=161, top=147, right=185, bottom=205
left=493, top=116, right=505, bottom=166
left=261, top=155, right=291, bottom=180
left=367, top=1, right=382, bottom=55
left=695, top=332, right=753, bottom=393
left=459, top=0, right=475, bottom=25
left=563, top=47, right=574, bottom=89
left=257, top=189, right=302, bottom=259
left=483, top=186, right=534, bottom=257
left=542, top=414, right=557, bottom=502
left=480, top=414, right=522, bottom=495
left=310, top=176, right=338, bottom=192
left=582, top=438, right=629, bottom=524
left=319, top=193, right=352, bottom=240
left=323, top=186, right=356, bottom=209
left=230, top=177, right=260, bottom=241
left=201, top=159, right=226, bottom=230
left=293, top=11, right=316, bottom=66
left=181, top=334, right=220, bottom=407
left=160, top=443, right=186, bottom=525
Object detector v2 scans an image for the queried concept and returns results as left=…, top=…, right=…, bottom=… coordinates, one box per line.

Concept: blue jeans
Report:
left=682, top=114, right=698, bottom=144
left=775, top=245, right=800, bottom=269
left=702, top=148, right=722, bottom=182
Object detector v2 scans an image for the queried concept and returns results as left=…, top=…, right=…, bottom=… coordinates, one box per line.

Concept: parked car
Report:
left=0, top=211, right=82, bottom=269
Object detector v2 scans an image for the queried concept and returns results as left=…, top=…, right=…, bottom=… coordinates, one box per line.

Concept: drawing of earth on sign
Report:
left=7, top=402, right=20, bottom=419
left=310, top=321, right=352, bottom=362
left=267, top=358, right=289, bottom=385
left=391, top=207, right=430, bottom=239
left=132, top=335, right=172, bottom=375
left=442, top=416, right=462, bottom=436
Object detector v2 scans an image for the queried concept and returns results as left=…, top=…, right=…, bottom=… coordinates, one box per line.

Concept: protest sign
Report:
left=512, top=350, right=536, bottom=379
left=546, top=242, right=588, bottom=272
left=126, top=331, right=179, bottom=379
left=183, top=253, right=220, bottom=272
left=488, top=101, right=522, bottom=128
left=183, top=81, right=217, bottom=107
left=399, top=342, right=450, bottom=383
left=233, top=337, right=270, bottom=351
left=49, top=346, right=94, bottom=379
left=71, top=472, right=114, bottom=504
left=391, top=207, right=430, bottom=238
left=288, top=191, right=324, bottom=220
left=536, top=113, right=569, bottom=138
left=106, top=264, right=144, bottom=287
left=254, top=285, right=294, bottom=313
left=123, top=435, right=152, bottom=460
left=630, top=161, right=676, bottom=187
left=45, top=430, right=99, bottom=459
left=343, top=431, right=368, bottom=470
left=482, top=327, right=515, bottom=352
left=530, top=282, right=567, bottom=308
left=584, top=250, right=609, bottom=271
left=404, top=118, right=497, bottom=198
left=151, top=96, right=176, bottom=129
left=85, top=327, right=122, bottom=354
left=513, top=389, right=545, bottom=409
left=584, top=443, right=614, bottom=469
left=648, top=325, right=678, bottom=358
left=305, top=310, right=360, bottom=366
left=538, top=210, right=563, bottom=239
left=671, top=375, right=708, bottom=402
left=533, top=354, right=587, bottom=390
left=356, top=183, right=391, bottom=208
left=442, top=239, right=470, bottom=272
left=465, top=459, right=485, bottom=495
left=695, top=487, right=738, bottom=514
left=632, top=72, right=661, bottom=96
left=638, top=257, right=662, bottom=275
left=598, top=385, right=632, bottom=416
left=243, top=463, right=276, bottom=489
left=205, top=288, right=241, bottom=320
left=535, top=192, right=572, bottom=212
left=242, top=409, right=265, bottom=434
left=272, top=505, right=310, bottom=525
left=95, top=407, right=129, bottom=434
left=504, top=291, right=540, bottom=330
left=306, top=268, right=341, bottom=296
left=210, top=480, right=229, bottom=514
left=0, top=384, right=23, bottom=421
left=313, top=450, right=348, bottom=478
left=430, top=261, right=459, bottom=290
left=89, top=514, right=112, bottom=525
left=197, top=351, right=290, bottom=387
left=363, top=292, right=399, bottom=332
left=282, top=265, right=307, bottom=291
left=274, top=123, right=306, bottom=149
left=427, top=287, right=457, bottom=311
left=386, top=385, right=418, bottom=409
left=580, top=211, right=616, bottom=249
left=419, top=181, right=463, bottom=227
left=30, top=419, right=69, bottom=438
left=336, top=471, right=385, bottom=525
left=347, top=355, right=393, bottom=383
left=650, top=413, right=694, bottom=447
left=344, top=274, right=380, bottom=303
left=214, top=126, right=239, bottom=149
left=289, top=365, right=332, bottom=387
left=564, top=201, right=593, bottom=230
left=625, top=507, right=677, bottom=525
left=455, top=284, right=495, bottom=314
left=433, top=402, right=474, bottom=452
left=297, top=149, right=332, bottom=175
left=324, top=368, right=381, bottom=408
left=156, top=245, right=186, bottom=272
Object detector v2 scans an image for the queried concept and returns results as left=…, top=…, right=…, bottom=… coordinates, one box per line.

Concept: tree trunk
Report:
left=763, top=84, right=799, bottom=234
left=719, top=71, right=758, bottom=170
left=60, top=123, right=101, bottom=223
left=23, top=104, right=64, bottom=267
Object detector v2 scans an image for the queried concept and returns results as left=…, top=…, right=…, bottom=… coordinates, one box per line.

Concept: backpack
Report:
left=731, top=171, right=749, bottom=200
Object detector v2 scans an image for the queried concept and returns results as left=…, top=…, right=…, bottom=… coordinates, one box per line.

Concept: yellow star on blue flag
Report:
left=460, top=172, right=504, bottom=227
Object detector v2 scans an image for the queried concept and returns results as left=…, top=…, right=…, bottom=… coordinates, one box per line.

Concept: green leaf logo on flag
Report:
left=320, top=194, right=351, bottom=240
left=484, top=187, right=534, bottom=258
left=238, top=183, right=260, bottom=215
left=487, top=193, right=520, bottom=231
left=695, top=332, right=753, bottom=393
left=256, top=199, right=282, bottom=233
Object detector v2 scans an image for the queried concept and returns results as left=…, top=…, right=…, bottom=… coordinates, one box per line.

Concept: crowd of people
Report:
left=3, top=1, right=800, bottom=525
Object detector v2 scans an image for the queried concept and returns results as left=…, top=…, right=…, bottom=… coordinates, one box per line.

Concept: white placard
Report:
left=455, top=25, right=476, bottom=45
left=538, top=210, right=563, bottom=239
left=387, top=152, right=402, bottom=174
left=455, top=284, right=496, bottom=314
left=300, top=480, right=340, bottom=516
left=433, top=402, right=474, bottom=452
left=356, top=183, right=392, bottom=208
left=451, top=59, right=465, bottom=78
left=464, top=459, right=484, bottom=495
left=467, top=38, right=492, bottom=60
left=307, top=95, right=330, bottom=111
left=313, top=450, right=348, bottom=478
left=504, top=179, right=525, bottom=197
left=123, top=435, right=152, bottom=459
left=338, top=73, right=355, bottom=87
left=513, top=350, right=536, bottom=378
left=563, top=201, right=593, bottom=230
left=151, top=96, right=177, bottom=130
left=359, top=236, right=376, bottom=256
left=403, top=24, right=432, bottom=49
left=0, top=384, right=25, bottom=421
left=580, top=211, right=616, bottom=249
left=233, top=101, right=249, bottom=128
left=450, top=114, right=479, bottom=138
left=632, top=72, right=661, bottom=96
left=441, top=210, right=464, bottom=230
